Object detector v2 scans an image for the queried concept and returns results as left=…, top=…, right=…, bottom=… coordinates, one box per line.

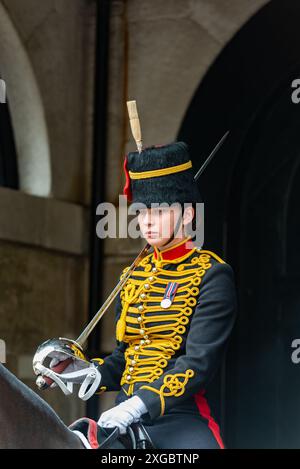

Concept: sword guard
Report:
left=42, top=358, right=73, bottom=388
left=33, top=337, right=87, bottom=391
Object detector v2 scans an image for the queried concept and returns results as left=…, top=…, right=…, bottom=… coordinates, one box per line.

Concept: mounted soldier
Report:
left=33, top=103, right=238, bottom=449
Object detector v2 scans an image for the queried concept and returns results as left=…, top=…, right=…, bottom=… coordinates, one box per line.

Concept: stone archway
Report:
left=0, top=2, right=51, bottom=197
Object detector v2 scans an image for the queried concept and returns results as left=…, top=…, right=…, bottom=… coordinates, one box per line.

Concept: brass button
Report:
left=140, top=339, right=145, bottom=345
left=138, top=305, right=144, bottom=312
left=144, top=283, right=150, bottom=290
left=144, top=334, right=149, bottom=339
left=134, top=345, right=140, bottom=351
left=140, top=293, right=146, bottom=300
left=129, top=367, right=134, bottom=372
left=137, top=316, right=142, bottom=322
left=139, top=329, right=145, bottom=335
left=131, top=360, right=136, bottom=365
left=127, top=375, right=132, bottom=380
left=152, top=267, right=157, bottom=273
left=148, top=276, right=154, bottom=282
left=145, top=339, right=151, bottom=344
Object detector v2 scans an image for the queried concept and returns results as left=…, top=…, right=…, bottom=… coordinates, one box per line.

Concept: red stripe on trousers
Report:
left=194, top=390, right=225, bottom=449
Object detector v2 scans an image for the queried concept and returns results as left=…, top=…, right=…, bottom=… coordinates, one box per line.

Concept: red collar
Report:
left=153, top=236, right=195, bottom=261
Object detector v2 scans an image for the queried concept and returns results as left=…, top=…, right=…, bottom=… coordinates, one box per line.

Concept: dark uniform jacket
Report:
left=93, top=237, right=237, bottom=424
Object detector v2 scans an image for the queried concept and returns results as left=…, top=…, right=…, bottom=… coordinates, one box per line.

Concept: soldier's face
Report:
left=137, top=205, right=187, bottom=248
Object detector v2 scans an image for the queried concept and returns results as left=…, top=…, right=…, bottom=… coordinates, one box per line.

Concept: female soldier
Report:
left=48, top=141, right=237, bottom=449
left=94, top=141, right=238, bottom=449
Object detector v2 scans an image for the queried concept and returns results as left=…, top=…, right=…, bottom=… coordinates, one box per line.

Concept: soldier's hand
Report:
left=98, top=396, right=148, bottom=434
left=48, top=352, right=95, bottom=388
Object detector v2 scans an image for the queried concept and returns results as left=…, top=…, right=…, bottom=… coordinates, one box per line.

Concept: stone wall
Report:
left=0, top=0, right=94, bottom=423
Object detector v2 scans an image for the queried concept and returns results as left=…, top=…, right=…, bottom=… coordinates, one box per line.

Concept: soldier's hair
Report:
left=180, top=202, right=197, bottom=234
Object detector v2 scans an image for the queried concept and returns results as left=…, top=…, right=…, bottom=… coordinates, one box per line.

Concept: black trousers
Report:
left=133, top=394, right=225, bottom=449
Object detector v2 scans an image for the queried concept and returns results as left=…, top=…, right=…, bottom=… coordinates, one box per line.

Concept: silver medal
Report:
left=160, top=298, right=172, bottom=309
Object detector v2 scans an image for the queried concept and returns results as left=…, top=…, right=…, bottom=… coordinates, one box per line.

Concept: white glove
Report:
left=98, top=396, right=148, bottom=435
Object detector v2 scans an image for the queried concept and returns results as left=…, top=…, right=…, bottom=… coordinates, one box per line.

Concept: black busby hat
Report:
left=123, top=141, right=203, bottom=207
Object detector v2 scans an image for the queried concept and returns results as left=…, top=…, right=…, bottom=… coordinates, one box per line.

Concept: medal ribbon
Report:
left=162, top=282, right=179, bottom=305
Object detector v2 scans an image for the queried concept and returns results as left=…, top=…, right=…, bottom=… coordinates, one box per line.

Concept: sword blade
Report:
left=76, top=242, right=152, bottom=349
left=194, top=130, right=230, bottom=182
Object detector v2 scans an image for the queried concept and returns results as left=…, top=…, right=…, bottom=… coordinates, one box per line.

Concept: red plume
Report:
left=123, top=154, right=132, bottom=202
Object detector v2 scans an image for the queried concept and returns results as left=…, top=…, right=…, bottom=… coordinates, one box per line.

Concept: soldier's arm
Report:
left=92, top=290, right=128, bottom=394
left=132, top=262, right=238, bottom=420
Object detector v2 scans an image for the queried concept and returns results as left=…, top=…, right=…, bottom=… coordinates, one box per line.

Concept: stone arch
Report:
left=126, top=0, right=269, bottom=147
left=0, top=2, right=51, bottom=197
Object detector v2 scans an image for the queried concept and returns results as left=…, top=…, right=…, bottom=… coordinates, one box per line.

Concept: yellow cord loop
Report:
left=139, top=369, right=195, bottom=416
left=116, top=283, right=138, bottom=342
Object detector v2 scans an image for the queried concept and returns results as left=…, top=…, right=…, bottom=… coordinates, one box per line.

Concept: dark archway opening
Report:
left=178, top=0, right=300, bottom=448
left=0, top=83, right=19, bottom=189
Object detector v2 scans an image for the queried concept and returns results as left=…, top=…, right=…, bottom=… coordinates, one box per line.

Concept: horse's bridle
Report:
left=70, top=418, right=155, bottom=450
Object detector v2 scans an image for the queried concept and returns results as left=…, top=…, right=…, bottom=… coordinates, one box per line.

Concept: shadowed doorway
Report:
left=0, top=87, right=18, bottom=188
left=178, top=0, right=300, bottom=448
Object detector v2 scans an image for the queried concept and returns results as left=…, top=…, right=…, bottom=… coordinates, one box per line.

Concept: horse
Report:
left=0, top=362, right=83, bottom=449
left=0, top=362, right=155, bottom=449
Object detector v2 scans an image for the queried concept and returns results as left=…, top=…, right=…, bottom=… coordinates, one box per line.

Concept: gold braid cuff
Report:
left=139, top=369, right=195, bottom=416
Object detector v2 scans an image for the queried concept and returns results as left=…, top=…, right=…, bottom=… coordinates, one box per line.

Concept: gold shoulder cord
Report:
left=201, top=250, right=226, bottom=264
